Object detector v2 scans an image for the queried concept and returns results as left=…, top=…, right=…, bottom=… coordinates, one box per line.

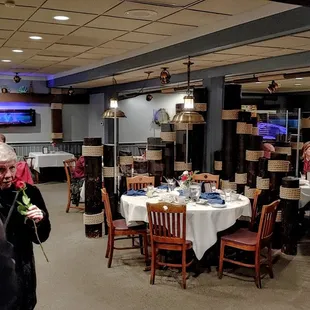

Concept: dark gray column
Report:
left=203, top=76, right=225, bottom=172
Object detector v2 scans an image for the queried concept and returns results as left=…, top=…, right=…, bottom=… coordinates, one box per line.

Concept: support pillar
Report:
left=83, top=138, right=104, bottom=238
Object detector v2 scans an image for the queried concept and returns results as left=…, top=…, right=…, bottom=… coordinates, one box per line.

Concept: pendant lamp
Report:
left=171, top=57, right=205, bottom=124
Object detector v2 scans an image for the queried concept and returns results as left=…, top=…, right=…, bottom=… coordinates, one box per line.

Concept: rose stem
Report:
left=32, top=219, right=49, bottom=262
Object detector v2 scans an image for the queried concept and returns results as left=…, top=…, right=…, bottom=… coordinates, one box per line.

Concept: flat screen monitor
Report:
left=0, top=109, right=36, bottom=127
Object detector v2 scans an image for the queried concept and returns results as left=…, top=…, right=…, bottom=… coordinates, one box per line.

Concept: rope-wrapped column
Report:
left=51, top=103, right=63, bottom=142
left=160, top=124, right=175, bottom=178
left=103, top=145, right=117, bottom=221
left=83, top=138, right=104, bottom=238
left=147, top=137, right=163, bottom=186
left=119, top=153, right=133, bottom=196
left=214, top=150, right=223, bottom=177
left=290, top=138, right=303, bottom=174
left=302, top=112, right=310, bottom=143
left=280, top=177, right=300, bottom=255
left=268, top=152, right=290, bottom=248
left=235, top=111, right=252, bottom=194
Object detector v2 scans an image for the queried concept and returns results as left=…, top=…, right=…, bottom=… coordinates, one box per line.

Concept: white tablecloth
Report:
left=29, top=151, right=74, bottom=172
left=300, top=183, right=310, bottom=209
left=120, top=194, right=251, bottom=260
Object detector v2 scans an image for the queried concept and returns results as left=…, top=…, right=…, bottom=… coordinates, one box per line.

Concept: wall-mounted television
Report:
left=0, top=109, right=36, bottom=127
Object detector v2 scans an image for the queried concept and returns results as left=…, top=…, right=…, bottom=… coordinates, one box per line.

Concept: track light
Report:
left=267, top=80, right=278, bottom=94
left=146, top=94, right=153, bottom=101
left=160, top=67, right=171, bottom=85
left=13, top=72, right=21, bottom=83
left=68, top=86, right=74, bottom=96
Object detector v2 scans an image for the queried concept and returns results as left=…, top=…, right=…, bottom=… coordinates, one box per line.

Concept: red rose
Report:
left=181, top=175, right=187, bottom=181
left=15, top=179, right=26, bottom=190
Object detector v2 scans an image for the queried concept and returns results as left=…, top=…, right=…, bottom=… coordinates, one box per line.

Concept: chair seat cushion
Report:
left=113, top=219, right=146, bottom=231
left=221, top=229, right=257, bottom=246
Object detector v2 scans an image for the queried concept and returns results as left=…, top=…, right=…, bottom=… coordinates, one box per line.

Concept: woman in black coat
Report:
left=0, top=143, right=51, bottom=310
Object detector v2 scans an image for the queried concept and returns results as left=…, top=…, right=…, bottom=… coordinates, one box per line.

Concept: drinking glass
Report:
left=211, top=182, right=217, bottom=193
left=146, top=185, right=154, bottom=198
left=190, top=185, right=201, bottom=203
left=167, top=179, right=176, bottom=192
left=224, top=189, right=232, bottom=202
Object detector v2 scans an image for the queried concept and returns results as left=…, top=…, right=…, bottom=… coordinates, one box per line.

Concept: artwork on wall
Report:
left=0, top=109, right=36, bottom=127
left=152, top=108, right=170, bottom=126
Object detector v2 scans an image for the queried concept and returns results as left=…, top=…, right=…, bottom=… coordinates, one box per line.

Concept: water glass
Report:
left=211, top=182, right=217, bottom=193
left=146, top=185, right=154, bottom=198
left=167, top=179, right=176, bottom=192
left=190, top=185, right=201, bottom=203
left=224, top=189, right=232, bottom=202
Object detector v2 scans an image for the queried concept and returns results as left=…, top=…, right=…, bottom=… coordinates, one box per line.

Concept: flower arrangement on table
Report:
left=15, top=180, right=49, bottom=262
left=179, top=170, right=198, bottom=188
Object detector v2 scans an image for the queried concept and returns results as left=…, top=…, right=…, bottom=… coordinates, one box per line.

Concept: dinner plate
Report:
left=211, top=204, right=227, bottom=208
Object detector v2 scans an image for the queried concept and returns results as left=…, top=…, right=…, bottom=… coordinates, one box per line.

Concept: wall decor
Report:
left=0, top=109, right=36, bottom=127
left=152, top=108, right=170, bottom=126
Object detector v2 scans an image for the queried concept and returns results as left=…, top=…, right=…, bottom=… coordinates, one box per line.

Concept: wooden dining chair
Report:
left=102, top=188, right=148, bottom=268
left=147, top=202, right=194, bottom=289
left=218, top=199, right=280, bottom=288
left=192, top=173, right=220, bottom=189
left=249, top=189, right=262, bottom=230
left=63, top=158, right=84, bottom=213
left=126, top=175, right=155, bottom=190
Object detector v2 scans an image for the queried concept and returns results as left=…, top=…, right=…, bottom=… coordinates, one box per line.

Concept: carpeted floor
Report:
left=34, top=183, right=309, bottom=310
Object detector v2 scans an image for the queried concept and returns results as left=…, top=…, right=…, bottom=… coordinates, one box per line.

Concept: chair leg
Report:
left=105, top=233, right=111, bottom=258
left=139, top=235, right=144, bottom=255
left=150, top=244, right=156, bottom=285
left=267, top=245, right=274, bottom=279
left=107, top=234, right=115, bottom=268
left=218, top=241, right=225, bottom=279
left=182, top=248, right=187, bottom=289
left=66, top=189, right=71, bottom=213
left=255, top=251, right=262, bottom=288
left=143, top=233, right=148, bottom=263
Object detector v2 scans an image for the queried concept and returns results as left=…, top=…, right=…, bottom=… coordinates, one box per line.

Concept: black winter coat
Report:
left=0, top=184, right=51, bottom=310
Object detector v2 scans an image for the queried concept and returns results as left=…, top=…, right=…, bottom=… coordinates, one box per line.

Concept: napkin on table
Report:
left=125, top=189, right=146, bottom=196
left=200, top=192, right=225, bottom=204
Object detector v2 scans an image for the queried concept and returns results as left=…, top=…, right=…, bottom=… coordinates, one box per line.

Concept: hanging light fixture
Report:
left=171, top=57, right=205, bottom=124
left=102, top=76, right=126, bottom=119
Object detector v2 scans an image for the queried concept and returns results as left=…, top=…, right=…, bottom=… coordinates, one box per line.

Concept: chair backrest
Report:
left=257, top=200, right=280, bottom=246
left=147, top=202, right=186, bottom=245
left=250, top=189, right=262, bottom=230
left=126, top=175, right=155, bottom=190
left=63, top=158, right=77, bottom=184
left=23, top=156, right=34, bottom=168
left=192, top=173, right=219, bottom=189
left=101, top=188, right=113, bottom=228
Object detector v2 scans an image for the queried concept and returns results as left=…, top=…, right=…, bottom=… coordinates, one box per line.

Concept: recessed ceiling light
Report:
left=29, top=35, right=42, bottom=40
left=295, top=83, right=302, bottom=86
left=296, top=77, right=303, bottom=80
left=125, top=9, right=158, bottom=18
left=255, top=81, right=262, bottom=84
left=53, top=15, right=70, bottom=21
left=12, top=49, right=23, bottom=53
left=1, top=59, right=11, bottom=63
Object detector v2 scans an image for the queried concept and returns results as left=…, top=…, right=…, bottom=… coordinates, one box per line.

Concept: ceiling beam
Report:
left=48, top=7, right=310, bottom=88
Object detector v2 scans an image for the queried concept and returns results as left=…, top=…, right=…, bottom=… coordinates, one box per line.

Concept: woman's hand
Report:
left=25, top=205, right=44, bottom=223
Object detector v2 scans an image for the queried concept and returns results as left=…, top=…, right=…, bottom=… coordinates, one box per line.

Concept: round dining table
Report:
left=119, top=193, right=251, bottom=260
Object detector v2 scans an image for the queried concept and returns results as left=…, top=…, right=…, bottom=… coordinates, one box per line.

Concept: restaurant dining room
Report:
left=1, top=1, right=310, bottom=310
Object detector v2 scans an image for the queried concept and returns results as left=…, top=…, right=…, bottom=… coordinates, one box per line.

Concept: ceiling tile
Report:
left=90, top=47, right=128, bottom=55
left=31, top=55, right=68, bottom=62
left=104, top=2, right=179, bottom=21
left=251, top=36, right=310, bottom=49
left=37, top=65, right=77, bottom=74
left=59, top=58, right=98, bottom=66
left=86, top=16, right=149, bottom=31
left=217, top=45, right=281, bottom=56
left=101, top=40, right=148, bottom=49
left=10, top=32, right=63, bottom=43
left=75, top=53, right=107, bottom=60
left=259, top=48, right=303, bottom=57
left=30, top=9, right=96, bottom=26
left=37, top=50, right=79, bottom=57
left=42, top=0, right=121, bottom=14
left=46, top=44, right=92, bottom=53
left=226, top=55, right=267, bottom=63
left=0, top=0, right=46, bottom=6
left=0, top=47, right=40, bottom=58
left=58, top=27, right=126, bottom=46
left=0, top=30, right=13, bottom=39
left=20, top=21, right=78, bottom=36
left=0, top=6, right=36, bottom=20
left=4, top=40, right=51, bottom=49
left=21, top=59, right=58, bottom=68
left=138, top=0, right=197, bottom=5
left=0, top=39, right=4, bottom=47
left=117, top=32, right=169, bottom=43
left=0, top=19, right=23, bottom=30
left=194, top=53, right=242, bottom=62
left=160, top=9, right=226, bottom=26
left=136, top=22, right=196, bottom=35
left=190, top=0, right=267, bottom=15
left=294, top=31, right=310, bottom=38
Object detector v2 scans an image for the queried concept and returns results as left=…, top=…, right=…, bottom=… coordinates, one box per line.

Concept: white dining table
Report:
left=300, top=179, right=310, bottom=209
left=120, top=193, right=251, bottom=260
left=28, top=151, right=74, bottom=173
